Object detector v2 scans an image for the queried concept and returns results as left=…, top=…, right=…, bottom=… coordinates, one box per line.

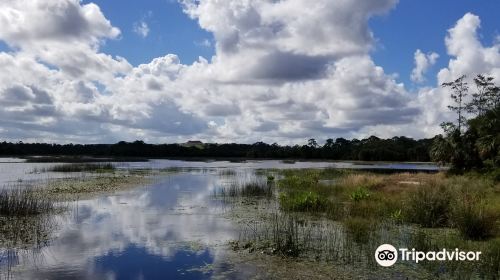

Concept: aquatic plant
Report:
left=215, top=179, right=273, bottom=198
left=279, top=191, right=328, bottom=212
left=49, top=163, right=115, bottom=172
left=218, top=169, right=237, bottom=176
left=349, top=187, right=371, bottom=202
left=0, top=188, right=54, bottom=216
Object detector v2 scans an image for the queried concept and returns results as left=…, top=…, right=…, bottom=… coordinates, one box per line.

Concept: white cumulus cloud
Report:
left=411, top=49, right=439, bottom=83
left=0, top=1, right=498, bottom=144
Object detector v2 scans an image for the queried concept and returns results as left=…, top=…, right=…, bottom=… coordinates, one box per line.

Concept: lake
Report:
left=0, top=158, right=440, bottom=279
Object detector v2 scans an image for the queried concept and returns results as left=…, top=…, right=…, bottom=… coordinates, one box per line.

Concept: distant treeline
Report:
left=0, top=136, right=434, bottom=161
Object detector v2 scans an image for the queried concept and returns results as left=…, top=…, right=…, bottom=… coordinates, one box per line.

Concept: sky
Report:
left=0, top=0, right=499, bottom=144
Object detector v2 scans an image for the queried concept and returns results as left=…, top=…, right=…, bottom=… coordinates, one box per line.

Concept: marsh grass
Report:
left=230, top=168, right=500, bottom=277
left=25, top=156, right=146, bottom=163
left=0, top=188, right=54, bottom=216
left=0, top=187, right=57, bottom=267
left=451, top=195, right=497, bottom=240
left=279, top=191, right=329, bottom=212
left=218, top=169, right=237, bottom=176
left=404, top=182, right=452, bottom=228
left=215, top=179, right=273, bottom=199
left=35, top=163, right=115, bottom=173
left=343, top=217, right=375, bottom=244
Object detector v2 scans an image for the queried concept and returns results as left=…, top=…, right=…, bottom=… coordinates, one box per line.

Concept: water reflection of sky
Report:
left=1, top=159, right=441, bottom=279
left=118, top=159, right=440, bottom=171
left=9, top=173, right=237, bottom=279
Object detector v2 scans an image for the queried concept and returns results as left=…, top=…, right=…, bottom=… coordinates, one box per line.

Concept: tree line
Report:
left=0, top=136, right=434, bottom=162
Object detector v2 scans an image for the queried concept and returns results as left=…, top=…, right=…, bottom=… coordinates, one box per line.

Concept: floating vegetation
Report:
left=41, top=174, right=149, bottom=200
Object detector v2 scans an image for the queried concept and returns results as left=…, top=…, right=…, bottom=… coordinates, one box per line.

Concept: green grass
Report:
left=279, top=191, right=329, bottom=212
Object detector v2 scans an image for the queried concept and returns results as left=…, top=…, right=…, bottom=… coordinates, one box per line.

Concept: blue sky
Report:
left=370, top=0, right=500, bottom=87
left=0, top=0, right=499, bottom=143
left=82, top=0, right=214, bottom=66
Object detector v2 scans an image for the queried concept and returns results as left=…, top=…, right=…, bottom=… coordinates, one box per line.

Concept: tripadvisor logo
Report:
left=375, top=244, right=482, bottom=267
left=375, top=244, right=398, bottom=267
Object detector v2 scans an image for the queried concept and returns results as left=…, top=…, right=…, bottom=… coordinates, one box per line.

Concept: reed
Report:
left=0, top=188, right=54, bottom=216
left=215, top=179, right=273, bottom=198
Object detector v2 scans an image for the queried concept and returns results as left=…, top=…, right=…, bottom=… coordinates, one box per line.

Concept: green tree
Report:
left=307, top=138, right=318, bottom=148
left=432, top=74, right=500, bottom=172
left=442, top=75, right=469, bottom=133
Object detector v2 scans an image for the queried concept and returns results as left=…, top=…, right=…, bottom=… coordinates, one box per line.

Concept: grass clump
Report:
left=479, top=238, right=500, bottom=278
left=49, top=163, right=115, bottom=172
left=279, top=191, right=328, bottom=212
left=0, top=188, right=54, bottom=216
left=270, top=213, right=301, bottom=257
left=349, top=187, right=371, bottom=202
left=451, top=195, right=497, bottom=240
left=337, top=173, right=384, bottom=190
left=216, top=179, right=273, bottom=198
left=218, top=169, right=236, bottom=176
left=404, top=182, right=452, bottom=228
left=343, top=217, right=374, bottom=244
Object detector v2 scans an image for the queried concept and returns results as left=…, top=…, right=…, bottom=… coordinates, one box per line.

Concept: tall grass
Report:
left=49, top=163, right=115, bottom=172
left=0, top=188, right=54, bottom=216
left=218, top=169, right=237, bottom=176
left=451, top=195, right=496, bottom=240
left=404, top=182, right=452, bottom=228
left=279, top=191, right=328, bottom=212
left=215, top=179, right=273, bottom=198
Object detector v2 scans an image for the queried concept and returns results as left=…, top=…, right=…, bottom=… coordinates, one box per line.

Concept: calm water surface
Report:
left=0, top=159, right=439, bottom=279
